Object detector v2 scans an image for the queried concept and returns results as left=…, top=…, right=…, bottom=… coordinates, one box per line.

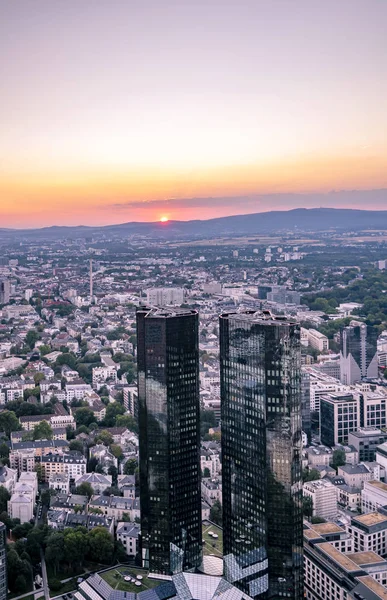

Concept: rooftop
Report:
left=355, top=575, right=387, bottom=600
left=318, top=542, right=360, bottom=573
left=346, top=551, right=387, bottom=566
left=352, top=512, right=387, bottom=527
left=310, top=522, right=344, bottom=535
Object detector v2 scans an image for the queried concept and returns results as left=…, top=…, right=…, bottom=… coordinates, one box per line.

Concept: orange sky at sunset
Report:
left=1, top=1, right=387, bottom=227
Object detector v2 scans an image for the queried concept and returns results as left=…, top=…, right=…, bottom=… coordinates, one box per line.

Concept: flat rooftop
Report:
left=367, top=480, right=387, bottom=492
left=220, top=310, right=297, bottom=326
left=311, top=522, right=344, bottom=535
left=355, top=575, right=387, bottom=600
left=318, top=542, right=359, bottom=572
left=352, top=512, right=387, bottom=527
left=347, top=552, right=387, bottom=566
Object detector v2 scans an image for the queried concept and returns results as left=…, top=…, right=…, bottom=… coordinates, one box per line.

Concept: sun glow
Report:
left=160, top=216, right=169, bottom=222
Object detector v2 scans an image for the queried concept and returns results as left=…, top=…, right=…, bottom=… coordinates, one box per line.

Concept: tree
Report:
left=64, top=529, right=89, bottom=570
left=303, top=496, right=314, bottom=520
left=75, top=407, right=95, bottom=428
left=34, top=463, right=44, bottom=483
left=33, top=372, right=45, bottom=386
left=33, top=420, right=53, bottom=440
left=209, top=500, right=222, bottom=526
left=203, top=467, right=211, bottom=478
left=26, top=329, right=39, bottom=349
left=0, top=410, right=20, bottom=437
left=0, top=487, right=10, bottom=513
left=39, top=344, right=51, bottom=356
left=123, top=458, right=137, bottom=475
left=302, top=468, right=321, bottom=482
left=116, top=414, right=138, bottom=432
left=75, top=482, right=94, bottom=499
left=45, top=531, right=65, bottom=576
left=94, top=430, right=114, bottom=446
left=110, top=444, right=123, bottom=460
left=88, top=527, right=114, bottom=564
left=69, top=440, right=84, bottom=453
left=103, top=402, right=125, bottom=427
left=311, top=516, right=326, bottom=524
left=331, top=449, right=346, bottom=471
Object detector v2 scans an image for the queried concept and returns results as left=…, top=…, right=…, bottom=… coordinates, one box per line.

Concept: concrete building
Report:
left=74, top=472, right=112, bottom=494
left=307, top=329, right=329, bottom=352
left=49, top=473, right=70, bottom=494
left=320, top=392, right=360, bottom=446
left=349, top=429, right=387, bottom=462
left=337, top=464, right=372, bottom=488
left=88, top=495, right=140, bottom=521
left=116, top=521, right=140, bottom=557
left=8, top=491, right=33, bottom=523
left=347, top=511, right=387, bottom=555
left=145, top=287, right=184, bottom=306
left=362, top=480, right=387, bottom=513
left=0, top=464, right=17, bottom=493
left=41, top=451, right=87, bottom=483
left=303, top=479, right=338, bottom=520
left=340, top=321, right=378, bottom=385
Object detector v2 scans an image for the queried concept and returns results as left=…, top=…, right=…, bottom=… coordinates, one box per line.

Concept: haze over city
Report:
left=1, top=0, right=387, bottom=227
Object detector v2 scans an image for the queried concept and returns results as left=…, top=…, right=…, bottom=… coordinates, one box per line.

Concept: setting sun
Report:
left=160, top=216, right=169, bottom=222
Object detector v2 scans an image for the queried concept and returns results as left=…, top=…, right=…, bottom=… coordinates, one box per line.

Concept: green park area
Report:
left=202, top=522, right=223, bottom=558
left=100, top=566, right=159, bottom=593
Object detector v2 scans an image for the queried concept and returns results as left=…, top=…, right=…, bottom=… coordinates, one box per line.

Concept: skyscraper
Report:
left=340, top=320, right=378, bottom=384
left=220, top=310, right=303, bottom=600
left=0, top=279, right=10, bottom=305
left=137, top=306, right=202, bottom=575
left=0, top=522, right=7, bottom=600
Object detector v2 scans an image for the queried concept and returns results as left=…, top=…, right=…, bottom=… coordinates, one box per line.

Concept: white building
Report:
left=49, top=473, right=70, bottom=495
left=146, top=287, right=184, bottom=306
left=0, top=464, right=17, bottom=493
left=8, top=492, right=33, bottom=523
left=116, top=521, right=140, bottom=557
left=362, top=480, right=387, bottom=513
left=308, top=329, right=329, bottom=353
left=74, top=472, right=112, bottom=494
left=303, top=479, right=338, bottom=520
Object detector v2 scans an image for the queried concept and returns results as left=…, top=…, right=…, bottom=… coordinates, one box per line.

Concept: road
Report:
left=40, top=547, right=50, bottom=600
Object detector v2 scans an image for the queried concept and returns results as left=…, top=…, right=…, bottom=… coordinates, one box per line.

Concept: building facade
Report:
left=220, top=310, right=303, bottom=599
left=340, top=320, right=378, bottom=385
left=137, top=306, right=202, bottom=574
left=0, top=522, right=6, bottom=600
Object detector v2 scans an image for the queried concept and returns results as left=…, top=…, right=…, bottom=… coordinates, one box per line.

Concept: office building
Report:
left=320, top=392, right=360, bottom=446
left=137, top=306, right=202, bottom=574
left=348, top=429, right=387, bottom=462
left=303, top=480, right=338, bottom=521
left=0, top=279, right=10, bottom=305
left=0, top=522, right=6, bottom=600
left=301, top=370, right=311, bottom=443
left=220, top=310, right=303, bottom=599
left=340, top=320, right=378, bottom=384
left=307, top=329, right=329, bottom=353
left=145, top=287, right=184, bottom=307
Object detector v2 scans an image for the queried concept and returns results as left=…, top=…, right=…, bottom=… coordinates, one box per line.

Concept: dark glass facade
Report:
left=220, top=310, right=303, bottom=600
left=301, top=371, right=311, bottom=444
left=0, top=522, right=6, bottom=600
left=137, top=307, right=202, bottom=575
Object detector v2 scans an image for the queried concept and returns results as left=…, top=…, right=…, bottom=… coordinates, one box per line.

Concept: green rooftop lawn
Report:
left=202, top=522, right=223, bottom=558
left=100, top=566, right=160, bottom=593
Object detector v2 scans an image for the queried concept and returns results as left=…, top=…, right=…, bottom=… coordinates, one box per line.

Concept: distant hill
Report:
left=2, top=207, right=387, bottom=240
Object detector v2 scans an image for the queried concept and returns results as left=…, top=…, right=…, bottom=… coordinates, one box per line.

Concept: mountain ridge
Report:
left=2, top=207, right=387, bottom=240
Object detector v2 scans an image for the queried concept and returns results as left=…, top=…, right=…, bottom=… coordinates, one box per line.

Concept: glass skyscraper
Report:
left=220, top=310, right=303, bottom=600
left=137, top=307, right=202, bottom=575
left=0, top=522, right=6, bottom=600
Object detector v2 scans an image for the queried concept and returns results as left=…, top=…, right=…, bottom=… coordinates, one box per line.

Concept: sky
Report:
left=1, top=0, right=387, bottom=228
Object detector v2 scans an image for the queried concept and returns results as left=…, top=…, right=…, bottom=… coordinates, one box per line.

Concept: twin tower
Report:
left=137, top=307, right=303, bottom=600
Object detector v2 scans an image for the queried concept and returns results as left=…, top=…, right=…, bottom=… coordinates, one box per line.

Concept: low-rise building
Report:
left=337, top=463, right=373, bottom=488
left=116, top=521, right=140, bottom=557
left=74, top=472, right=112, bottom=494
left=117, top=474, right=136, bottom=498
left=49, top=473, right=70, bottom=494
left=348, top=429, right=387, bottom=462
left=88, top=495, right=140, bottom=521
left=8, top=492, right=33, bottom=523
left=347, top=511, right=387, bottom=555
left=0, top=464, right=17, bottom=493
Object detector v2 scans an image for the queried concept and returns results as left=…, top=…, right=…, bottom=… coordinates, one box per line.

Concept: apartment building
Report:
left=337, top=464, right=372, bottom=488
left=88, top=495, right=140, bottom=521
left=49, top=473, right=70, bottom=494
left=41, top=451, right=87, bottom=483
left=116, top=522, right=140, bottom=557
left=74, top=472, right=112, bottom=494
